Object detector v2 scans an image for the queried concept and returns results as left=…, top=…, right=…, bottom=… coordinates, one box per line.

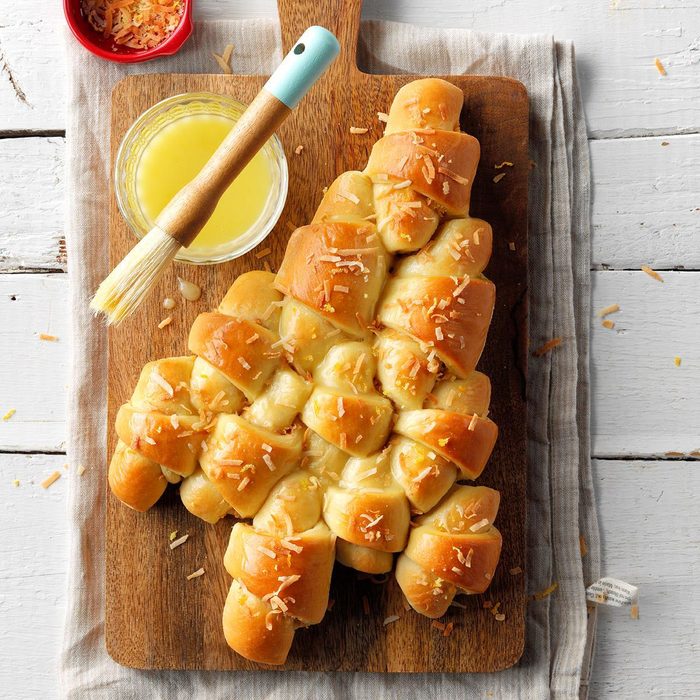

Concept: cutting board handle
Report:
left=277, top=0, right=361, bottom=79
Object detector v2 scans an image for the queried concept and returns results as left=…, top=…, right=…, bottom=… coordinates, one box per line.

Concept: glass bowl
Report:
left=114, top=92, right=288, bottom=264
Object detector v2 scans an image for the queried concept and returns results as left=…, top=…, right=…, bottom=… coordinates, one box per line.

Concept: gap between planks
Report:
left=2, top=128, right=700, bottom=144
left=0, top=130, right=65, bottom=140
left=0, top=449, right=694, bottom=464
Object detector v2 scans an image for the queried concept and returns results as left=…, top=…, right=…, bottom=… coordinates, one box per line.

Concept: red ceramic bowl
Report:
left=64, top=0, right=193, bottom=63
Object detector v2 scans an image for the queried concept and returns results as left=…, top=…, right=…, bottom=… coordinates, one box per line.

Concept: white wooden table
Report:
left=1, top=1, right=698, bottom=697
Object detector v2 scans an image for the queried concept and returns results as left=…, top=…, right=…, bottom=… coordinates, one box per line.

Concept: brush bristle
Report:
left=90, top=227, right=182, bottom=325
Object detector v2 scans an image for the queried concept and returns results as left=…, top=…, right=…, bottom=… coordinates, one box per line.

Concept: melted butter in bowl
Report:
left=115, top=93, right=288, bottom=264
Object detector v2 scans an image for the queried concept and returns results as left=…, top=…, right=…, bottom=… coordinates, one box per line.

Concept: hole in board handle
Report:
left=294, top=43, right=305, bottom=55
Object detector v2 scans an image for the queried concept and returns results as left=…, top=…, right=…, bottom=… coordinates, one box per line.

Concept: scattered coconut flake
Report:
left=494, top=161, right=514, bottom=169
left=393, top=179, right=413, bottom=190
left=509, top=566, right=523, bottom=575
left=493, top=173, right=506, bottom=184
left=13, top=479, right=19, bottom=487
left=237, top=356, right=251, bottom=370
left=350, top=126, right=369, bottom=134
left=169, top=534, right=189, bottom=550
left=469, top=517, right=489, bottom=532
left=494, top=613, right=506, bottom=622
left=533, top=337, right=562, bottom=357
left=654, top=57, right=667, bottom=76
left=412, top=466, right=432, bottom=483
left=431, top=620, right=445, bottom=631
left=338, top=190, right=361, bottom=205
left=255, top=247, right=272, bottom=259
left=602, top=319, right=615, bottom=330
left=294, top=144, right=304, bottom=155
left=41, top=471, right=62, bottom=489
left=532, top=581, right=559, bottom=601
left=169, top=530, right=178, bottom=542
left=596, top=303, right=620, bottom=318
left=177, top=277, right=202, bottom=301
left=280, top=538, right=303, bottom=554
left=438, top=166, right=469, bottom=185
left=211, top=52, right=233, bottom=74
left=270, top=594, right=288, bottom=612
left=186, top=567, right=205, bottom=580
left=355, top=467, right=377, bottom=482
left=151, top=370, right=174, bottom=397
left=38, top=333, right=59, bottom=341
left=258, top=545, right=277, bottom=559
left=377, top=112, right=389, bottom=123
left=508, top=241, right=516, bottom=251
left=158, top=316, right=173, bottom=329
left=265, top=610, right=281, bottom=629
left=641, top=265, right=664, bottom=282
left=3, top=408, right=16, bottom=421
left=468, top=413, right=479, bottom=431
left=383, top=614, right=400, bottom=626
left=443, top=621, right=454, bottom=636
left=212, top=42, right=234, bottom=73
left=674, top=356, right=682, bottom=367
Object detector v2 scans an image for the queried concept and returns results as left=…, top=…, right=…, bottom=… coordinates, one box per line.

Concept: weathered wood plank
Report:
left=0, top=274, right=69, bottom=452
left=591, top=270, right=700, bottom=457
left=591, top=135, right=700, bottom=270
left=3, top=133, right=700, bottom=272
left=1, top=0, right=698, bottom=136
left=2, top=268, right=700, bottom=458
left=0, top=137, right=65, bottom=272
left=589, top=459, right=700, bottom=699
left=0, top=453, right=67, bottom=700
left=0, top=3, right=66, bottom=133
left=2, top=454, right=696, bottom=699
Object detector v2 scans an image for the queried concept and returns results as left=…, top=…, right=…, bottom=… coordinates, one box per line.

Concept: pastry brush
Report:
left=91, top=26, right=339, bottom=325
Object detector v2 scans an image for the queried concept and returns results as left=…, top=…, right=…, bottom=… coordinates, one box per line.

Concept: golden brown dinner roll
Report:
left=108, top=440, right=167, bottom=512
left=222, top=471, right=335, bottom=665
left=275, top=220, right=388, bottom=338
left=396, top=485, right=502, bottom=617
left=324, top=450, right=410, bottom=569
left=302, top=341, right=393, bottom=458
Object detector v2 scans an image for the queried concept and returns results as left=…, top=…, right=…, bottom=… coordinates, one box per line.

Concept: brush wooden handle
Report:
left=156, top=90, right=290, bottom=246
left=156, top=26, right=340, bottom=247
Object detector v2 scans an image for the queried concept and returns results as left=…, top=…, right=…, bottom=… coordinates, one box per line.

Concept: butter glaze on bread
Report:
left=107, top=79, right=503, bottom=666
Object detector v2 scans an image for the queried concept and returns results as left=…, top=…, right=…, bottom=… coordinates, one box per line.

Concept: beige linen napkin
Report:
left=62, top=19, right=598, bottom=700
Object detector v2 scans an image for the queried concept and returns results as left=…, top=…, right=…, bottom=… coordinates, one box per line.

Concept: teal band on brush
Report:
left=264, top=26, right=340, bottom=109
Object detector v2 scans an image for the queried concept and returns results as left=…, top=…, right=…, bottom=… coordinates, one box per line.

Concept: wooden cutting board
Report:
left=105, top=0, right=529, bottom=673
